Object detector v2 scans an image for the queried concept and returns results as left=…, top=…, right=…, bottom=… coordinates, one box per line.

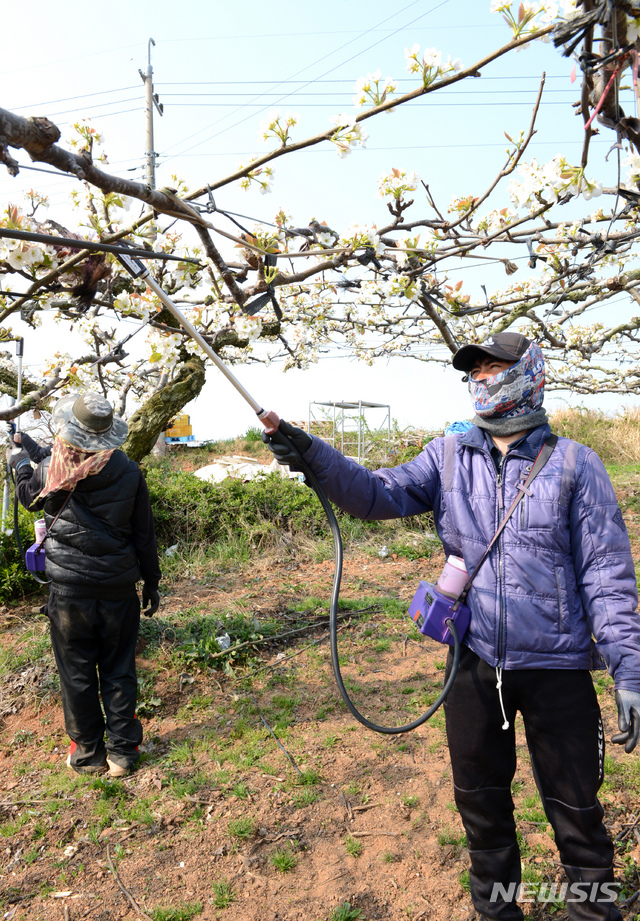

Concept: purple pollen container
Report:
left=25, top=541, right=46, bottom=573
left=408, top=581, right=471, bottom=646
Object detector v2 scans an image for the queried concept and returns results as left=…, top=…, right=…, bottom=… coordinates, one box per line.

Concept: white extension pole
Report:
left=142, top=274, right=280, bottom=431
left=1, top=338, right=23, bottom=535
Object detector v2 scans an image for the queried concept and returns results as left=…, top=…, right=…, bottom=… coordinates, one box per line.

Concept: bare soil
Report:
left=1, top=482, right=639, bottom=921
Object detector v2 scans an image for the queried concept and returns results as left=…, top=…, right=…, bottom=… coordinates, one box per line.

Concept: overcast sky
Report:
left=2, top=1, right=637, bottom=439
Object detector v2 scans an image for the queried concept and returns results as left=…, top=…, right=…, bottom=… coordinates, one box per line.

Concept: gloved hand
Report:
left=142, top=585, right=160, bottom=617
left=262, top=419, right=312, bottom=467
left=611, top=689, right=640, bottom=753
left=6, top=447, right=30, bottom=471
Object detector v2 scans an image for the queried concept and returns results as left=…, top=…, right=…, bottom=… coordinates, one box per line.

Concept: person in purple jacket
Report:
left=264, top=332, right=640, bottom=921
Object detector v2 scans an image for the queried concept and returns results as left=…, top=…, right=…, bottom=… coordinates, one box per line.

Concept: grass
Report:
left=437, top=828, right=467, bottom=848
left=297, top=768, right=323, bottom=786
left=228, top=816, right=255, bottom=839
left=516, top=792, right=547, bottom=824
left=549, top=407, right=640, bottom=466
left=344, top=835, right=363, bottom=858
left=212, top=878, right=235, bottom=908
left=270, top=844, right=298, bottom=872
left=328, top=904, right=362, bottom=921
left=601, top=754, right=640, bottom=795
left=150, top=903, right=203, bottom=921
left=293, top=787, right=322, bottom=808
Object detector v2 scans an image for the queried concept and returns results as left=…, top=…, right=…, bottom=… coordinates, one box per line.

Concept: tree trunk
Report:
left=122, top=355, right=206, bottom=463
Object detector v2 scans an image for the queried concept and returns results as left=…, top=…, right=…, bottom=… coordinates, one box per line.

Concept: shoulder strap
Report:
left=452, top=434, right=558, bottom=610
left=442, top=434, right=458, bottom=493
left=35, top=490, right=73, bottom=554
left=558, top=439, right=580, bottom=508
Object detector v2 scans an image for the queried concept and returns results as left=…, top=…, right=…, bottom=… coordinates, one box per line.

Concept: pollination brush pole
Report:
left=15, top=338, right=23, bottom=433
left=142, top=273, right=279, bottom=431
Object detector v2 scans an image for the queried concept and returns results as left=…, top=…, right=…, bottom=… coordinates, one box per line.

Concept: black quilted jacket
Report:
left=17, top=450, right=160, bottom=599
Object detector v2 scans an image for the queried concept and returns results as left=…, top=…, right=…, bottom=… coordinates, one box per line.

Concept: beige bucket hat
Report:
left=52, top=392, right=128, bottom=451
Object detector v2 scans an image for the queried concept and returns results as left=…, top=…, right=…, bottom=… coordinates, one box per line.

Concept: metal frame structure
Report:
left=308, top=400, right=391, bottom=464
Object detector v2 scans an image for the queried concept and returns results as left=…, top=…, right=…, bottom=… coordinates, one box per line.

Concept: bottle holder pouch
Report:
left=408, top=581, right=471, bottom=646
left=25, top=541, right=46, bottom=573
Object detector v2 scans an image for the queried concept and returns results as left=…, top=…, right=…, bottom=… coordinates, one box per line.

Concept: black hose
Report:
left=299, top=457, right=460, bottom=735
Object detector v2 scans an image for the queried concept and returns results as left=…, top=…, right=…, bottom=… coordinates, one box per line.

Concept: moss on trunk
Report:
left=122, top=355, right=206, bottom=463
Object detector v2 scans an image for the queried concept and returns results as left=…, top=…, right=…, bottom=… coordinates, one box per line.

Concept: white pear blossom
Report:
left=624, top=151, right=640, bottom=187
left=234, top=316, right=263, bottom=341
left=404, top=43, right=462, bottom=87
left=259, top=110, right=299, bottom=146
left=353, top=71, right=398, bottom=108
left=328, top=114, right=368, bottom=157
left=422, top=47, right=441, bottom=68
left=508, top=156, right=602, bottom=208
left=237, top=160, right=275, bottom=194
left=339, top=223, right=382, bottom=253
left=377, top=168, right=420, bottom=200
left=329, top=112, right=357, bottom=129
left=146, top=330, right=182, bottom=372
left=489, top=0, right=570, bottom=40
left=114, top=293, right=133, bottom=312
left=6, top=243, right=43, bottom=271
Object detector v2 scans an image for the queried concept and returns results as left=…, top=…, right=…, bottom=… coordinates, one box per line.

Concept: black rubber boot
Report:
left=561, top=865, right=623, bottom=921
left=453, top=785, right=524, bottom=921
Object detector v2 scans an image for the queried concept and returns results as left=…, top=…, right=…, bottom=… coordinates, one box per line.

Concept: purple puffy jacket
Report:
left=302, top=422, right=640, bottom=691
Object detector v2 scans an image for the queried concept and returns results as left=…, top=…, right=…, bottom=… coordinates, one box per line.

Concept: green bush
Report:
left=146, top=465, right=337, bottom=548
left=145, top=461, right=438, bottom=557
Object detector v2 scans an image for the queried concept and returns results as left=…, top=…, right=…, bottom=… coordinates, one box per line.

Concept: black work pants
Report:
left=443, top=646, right=621, bottom=921
left=47, top=590, right=142, bottom=770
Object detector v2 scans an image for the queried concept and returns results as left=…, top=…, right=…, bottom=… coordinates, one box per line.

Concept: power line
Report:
left=51, top=107, right=144, bottom=127
left=0, top=41, right=140, bottom=78
left=155, top=75, right=572, bottom=87
left=10, top=86, right=139, bottom=112
left=157, top=88, right=578, bottom=98
left=171, top=136, right=611, bottom=157
left=156, top=24, right=501, bottom=45
left=8, top=74, right=573, bottom=117
left=160, top=0, right=448, bottom=162
left=151, top=100, right=581, bottom=109
left=44, top=97, right=142, bottom=120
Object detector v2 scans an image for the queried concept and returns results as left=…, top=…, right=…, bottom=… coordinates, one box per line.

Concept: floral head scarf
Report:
left=38, top=437, right=114, bottom=500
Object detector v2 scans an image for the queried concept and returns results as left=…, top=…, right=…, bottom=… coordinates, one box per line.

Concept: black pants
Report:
left=444, top=646, right=621, bottom=921
left=47, top=590, right=142, bottom=770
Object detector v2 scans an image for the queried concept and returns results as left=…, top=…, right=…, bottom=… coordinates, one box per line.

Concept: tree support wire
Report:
left=0, top=227, right=202, bottom=265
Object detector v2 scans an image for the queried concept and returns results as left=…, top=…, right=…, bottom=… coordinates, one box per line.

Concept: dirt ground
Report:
left=1, top=537, right=639, bottom=920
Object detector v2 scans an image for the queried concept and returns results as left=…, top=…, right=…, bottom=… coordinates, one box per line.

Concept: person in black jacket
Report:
left=8, top=392, right=161, bottom=777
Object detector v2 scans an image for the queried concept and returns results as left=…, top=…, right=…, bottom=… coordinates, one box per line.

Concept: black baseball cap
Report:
left=452, top=332, right=532, bottom=373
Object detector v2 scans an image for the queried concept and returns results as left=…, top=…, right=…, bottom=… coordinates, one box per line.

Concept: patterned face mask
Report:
left=468, top=342, right=545, bottom=420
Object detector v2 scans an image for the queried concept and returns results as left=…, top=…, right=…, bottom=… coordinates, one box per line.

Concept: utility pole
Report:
left=139, top=39, right=167, bottom=458
left=139, top=37, right=163, bottom=189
